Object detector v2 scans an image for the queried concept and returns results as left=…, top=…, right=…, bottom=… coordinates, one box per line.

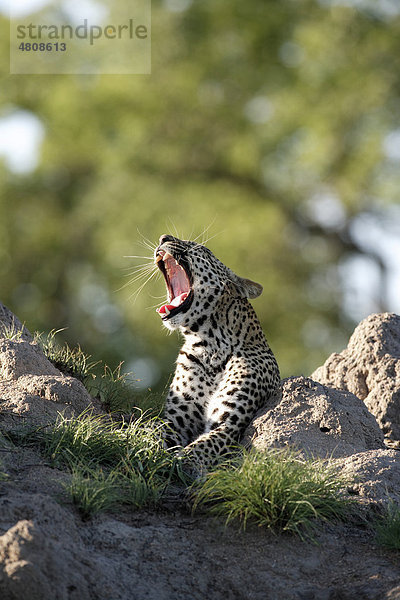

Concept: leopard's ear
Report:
left=227, top=272, right=263, bottom=299
left=238, top=277, right=263, bottom=299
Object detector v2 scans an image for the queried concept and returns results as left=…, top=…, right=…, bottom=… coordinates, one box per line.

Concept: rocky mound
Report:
left=1, top=304, right=400, bottom=600
left=0, top=303, right=100, bottom=432
left=244, top=376, right=384, bottom=459
left=312, top=313, right=400, bottom=445
left=334, top=449, right=400, bottom=506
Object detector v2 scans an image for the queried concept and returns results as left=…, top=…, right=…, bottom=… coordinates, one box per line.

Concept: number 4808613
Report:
left=18, top=42, right=66, bottom=51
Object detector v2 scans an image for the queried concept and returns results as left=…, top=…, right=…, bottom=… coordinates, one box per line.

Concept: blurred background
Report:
left=0, top=0, right=400, bottom=401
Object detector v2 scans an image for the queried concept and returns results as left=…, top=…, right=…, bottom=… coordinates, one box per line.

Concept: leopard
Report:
left=154, top=233, right=280, bottom=470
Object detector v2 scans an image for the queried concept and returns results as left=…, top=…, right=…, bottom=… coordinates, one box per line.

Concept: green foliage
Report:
left=118, top=459, right=167, bottom=508
left=35, top=329, right=97, bottom=383
left=27, top=410, right=177, bottom=474
left=1, top=0, right=400, bottom=387
left=31, top=410, right=133, bottom=467
left=11, top=409, right=190, bottom=518
left=65, top=465, right=121, bottom=520
left=193, top=449, right=353, bottom=537
left=0, top=321, right=26, bottom=341
left=86, top=363, right=135, bottom=413
left=374, top=502, right=400, bottom=551
left=8, top=412, right=355, bottom=529
left=34, top=330, right=141, bottom=412
left=64, top=462, right=163, bottom=519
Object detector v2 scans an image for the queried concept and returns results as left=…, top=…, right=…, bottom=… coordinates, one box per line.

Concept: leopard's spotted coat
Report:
left=155, top=234, right=280, bottom=469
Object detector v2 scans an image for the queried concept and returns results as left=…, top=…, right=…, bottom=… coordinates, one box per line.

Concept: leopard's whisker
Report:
left=123, top=255, right=154, bottom=260
left=117, top=265, right=158, bottom=293
left=136, top=229, right=157, bottom=252
left=127, top=268, right=161, bottom=302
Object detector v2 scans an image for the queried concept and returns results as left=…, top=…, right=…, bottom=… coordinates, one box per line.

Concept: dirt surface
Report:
left=1, top=442, right=400, bottom=600
left=1, top=303, right=400, bottom=599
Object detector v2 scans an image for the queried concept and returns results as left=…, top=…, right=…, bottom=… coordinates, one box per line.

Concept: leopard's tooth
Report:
left=170, top=296, right=181, bottom=307
left=163, top=252, right=174, bottom=261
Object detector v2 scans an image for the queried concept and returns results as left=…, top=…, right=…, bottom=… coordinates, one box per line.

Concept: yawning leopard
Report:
left=155, top=234, right=280, bottom=469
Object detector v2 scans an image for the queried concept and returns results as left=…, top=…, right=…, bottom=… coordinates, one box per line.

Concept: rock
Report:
left=333, top=449, right=400, bottom=506
left=311, top=313, right=400, bottom=444
left=0, top=304, right=32, bottom=343
left=243, top=376, right=385, bottom=459
left=1, top=491, right=399, bottom=600
left=0, top=495, right=91, bottom=600
left=387, top=586, right=400, bottom=600
left=0, top=340, right=60, bottom=381
left=0, top=302, right=99, bottom=430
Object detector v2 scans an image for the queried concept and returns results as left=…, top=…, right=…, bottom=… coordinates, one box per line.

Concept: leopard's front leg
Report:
left=163, top=364, right=208, bottom=448
left=184, top=356, right=272, bottom=469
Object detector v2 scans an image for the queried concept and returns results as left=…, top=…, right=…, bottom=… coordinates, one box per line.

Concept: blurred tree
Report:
left=0, top=0, right=399, bottom=395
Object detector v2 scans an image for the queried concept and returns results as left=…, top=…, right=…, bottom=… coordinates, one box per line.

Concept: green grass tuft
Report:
left=119, top=460, right=166, bottom=507
left=39, top=411, right=177, bottom=476
left=1, top=320, right=27, bottom=341
left=34, top=329, right=97, bottom=383
left=374, top=502, right=400, bottom=551
left=86, top=363, right=136, bottom=413
left=64, top=461, right=166, bottom=519
left=10, top=409, right=190, bottom=518
left=34, top=330, right=140, bottom=412
left=193, top=448, right=353, bottom=537
left=65, top=465, right=121, bottom=519
left=9, top=415, right=354, bottom=527
left=30, top=409, right=132, bottom=468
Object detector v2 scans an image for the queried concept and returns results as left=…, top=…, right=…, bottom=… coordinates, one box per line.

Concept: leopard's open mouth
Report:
left=155, top=250, right=193, bottom=320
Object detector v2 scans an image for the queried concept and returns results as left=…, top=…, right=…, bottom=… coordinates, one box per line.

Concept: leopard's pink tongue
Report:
left=157, top=292, right=188, bottom=316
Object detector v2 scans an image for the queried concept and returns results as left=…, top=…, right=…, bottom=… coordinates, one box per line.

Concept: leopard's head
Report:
left=155, top=234, right=262, bottom=331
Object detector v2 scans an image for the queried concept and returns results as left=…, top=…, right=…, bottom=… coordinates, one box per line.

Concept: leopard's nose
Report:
left=159, top=234, right=175, bottom=245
